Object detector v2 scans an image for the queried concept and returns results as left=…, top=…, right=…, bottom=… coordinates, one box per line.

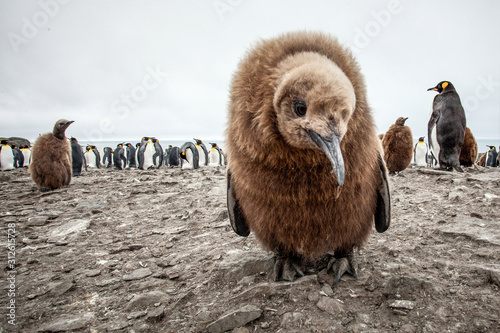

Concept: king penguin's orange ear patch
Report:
left=442, top=82, right=449, bottom=89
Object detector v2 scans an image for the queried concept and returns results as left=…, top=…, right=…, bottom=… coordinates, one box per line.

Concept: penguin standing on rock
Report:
left=382, top=117, right=413, bottom=174
left=226, top=32, right=391, bottom=283
left=70, top=137, right=85, bottom=176
left=102, top=147, right=113, bottom=168
left=113, top=143, right=127, bottom=170
left=30, top=119, right=74, bottom=191
left=459, top=127, right=478, bottom=168
left=413, top=137, right=428, bottom=167
left=194, top=139, right=209, bottom=167
left=427, top=81, right=466, bottom=172
left=485, top=146, right=498, bottom=167
left=0, top=140, right=15, bottom=171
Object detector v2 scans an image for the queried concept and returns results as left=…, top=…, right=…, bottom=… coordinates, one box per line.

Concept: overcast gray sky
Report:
left=1, top=0, right=499, bottom=143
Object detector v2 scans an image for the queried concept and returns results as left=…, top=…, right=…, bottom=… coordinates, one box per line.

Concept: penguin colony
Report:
left=376, top=80, right=495, bottom=170
left=226, top=31, right=391, bottom=283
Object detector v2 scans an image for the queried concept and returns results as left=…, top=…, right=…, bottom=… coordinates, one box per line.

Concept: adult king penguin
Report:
left=427, top=81, right=466, bottom=172
left=85, top=145, right=100, bottom=168
left=125, top=143, right=136, bottom=168
left=113, top=143, right=127, bottom=170
left=11, top=145, right=24, bottom=168
left=179, top=142, right=199, bottom=170
left=208, top=143, right=223, bottom=166
left=194, top=139, right=209, bottom=167
left=20, top=145, right=31, bottom=167
left=485, top=145, right=498, bottom=167
left=137, top=137, right=156, bottom=169
left=152, top=138, right=163, bottom=168
left=30, top=119, right=74, bottom=191
left=226, top=31, right=391, bottom=283
left=0, top=140, right=15, bottom=171
left=414, top=137, right=428, bottom=167
left=70, top=137, right=85, bottom=176
left=102, top=147, right=113, bottom=168
left=166, top=145, right=180, bottom=167
left=382, top=117, right=413, bottom=174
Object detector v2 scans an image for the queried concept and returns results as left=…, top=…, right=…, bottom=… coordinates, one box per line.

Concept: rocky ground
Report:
left=0, top=164, right=499, bottom=332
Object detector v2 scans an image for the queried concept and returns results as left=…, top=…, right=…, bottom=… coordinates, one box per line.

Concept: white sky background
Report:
left=0, top=0, right=499, bottom=143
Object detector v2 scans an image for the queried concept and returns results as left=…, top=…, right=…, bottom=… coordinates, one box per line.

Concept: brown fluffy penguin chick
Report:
left=30, top=119, right=74, bottom=191
left=226, top=31, right=391, bottom=284
left=381, top=117, right=413, bottom=174
left=476, top=153, right=486, bottom=167
left=459, top=127, right=478, bottom=167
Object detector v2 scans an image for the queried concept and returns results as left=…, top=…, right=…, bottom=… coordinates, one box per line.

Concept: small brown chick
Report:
left=30, top=119, right=74, bottom=191
left=382, top=117, right=413, bottom=174
left=459, top=127, right=478, bottom=167
left=226, top=31, right=391, bottom=284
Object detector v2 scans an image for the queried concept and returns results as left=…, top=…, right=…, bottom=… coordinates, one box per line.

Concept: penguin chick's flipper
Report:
left=327, top=250, right=359, bottom=284
left=273, top=252, right=305, bottom=282
left=227, top=169, right=250, bottom=237
left=375, top=152, right=391, bottom=233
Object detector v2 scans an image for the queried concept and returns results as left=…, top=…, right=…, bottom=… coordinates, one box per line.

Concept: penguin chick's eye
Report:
left=293, top=100, right=307, bottom=117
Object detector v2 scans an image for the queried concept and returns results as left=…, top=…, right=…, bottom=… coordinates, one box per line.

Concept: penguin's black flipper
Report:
left=374, top=152, right=391, bottom=233
left=227, top=169, right=250, bottom=237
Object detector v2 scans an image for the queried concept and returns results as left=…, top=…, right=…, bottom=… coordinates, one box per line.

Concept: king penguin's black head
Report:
left=427, top=81, right=454, bottom=93
left=419, top=137, right=425, bottom=142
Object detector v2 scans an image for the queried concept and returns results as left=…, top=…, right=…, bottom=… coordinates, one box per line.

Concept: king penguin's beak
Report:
left=308, top=130, right=345, bottom=187
left=427, top=87, right=438, bottom=91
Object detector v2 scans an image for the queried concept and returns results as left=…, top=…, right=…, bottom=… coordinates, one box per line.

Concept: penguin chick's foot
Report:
left=327, top=250, right=359, bottom=284
left=273, top=252, right=305, bottom=282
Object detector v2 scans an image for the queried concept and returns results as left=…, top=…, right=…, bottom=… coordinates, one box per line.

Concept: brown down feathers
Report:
left=30, top=119, right=73, bottom=191
left=226, top=31, right=387, bottom=258
left=381, top=117, right=413, bottom=173
left=459, top=127, right=478, bottom=167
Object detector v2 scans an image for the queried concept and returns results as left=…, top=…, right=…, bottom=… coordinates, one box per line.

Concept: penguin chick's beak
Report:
left=307, top=130, right=345, bottom=187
